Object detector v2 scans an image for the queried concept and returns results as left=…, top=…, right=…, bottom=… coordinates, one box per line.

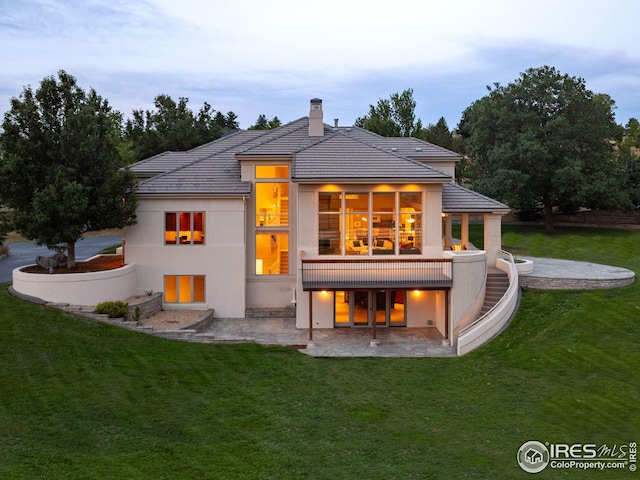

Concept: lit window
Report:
left=255, top=165, right=290, bottom=276
left=165, top=212, right=205, bottom=245
left=319, top=192, right=342, bottom=255
left=256, top=165, right=289, bottom=179
left=256, top=233, right=289, bottom=275
left=164, top=275, right=205, bottom=303
left=255, top=183, right=288, bottom=226
left=318, top=191, right=423, bottom=255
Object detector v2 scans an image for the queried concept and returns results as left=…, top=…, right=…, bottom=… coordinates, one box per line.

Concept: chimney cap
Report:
left=310, top=98, right=322, bottom=104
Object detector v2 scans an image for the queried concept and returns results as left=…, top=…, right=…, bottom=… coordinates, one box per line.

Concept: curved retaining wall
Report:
left=519, top=275, right=634, bottom=290
left=12, top=255, right=136, bottom=305
left=457, top=257, right=520, bottom=356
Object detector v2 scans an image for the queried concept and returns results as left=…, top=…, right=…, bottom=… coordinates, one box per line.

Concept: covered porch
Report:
left=301, top=258, right=453, bottom=344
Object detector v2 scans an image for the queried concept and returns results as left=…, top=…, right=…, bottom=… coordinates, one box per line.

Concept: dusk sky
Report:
left=1, top=0, right=639, bottom=130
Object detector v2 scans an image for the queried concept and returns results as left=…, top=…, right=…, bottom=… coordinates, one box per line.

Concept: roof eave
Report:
left=292, top=177, right=450, bottom=184
left=137, top=192, right=251, bottom=199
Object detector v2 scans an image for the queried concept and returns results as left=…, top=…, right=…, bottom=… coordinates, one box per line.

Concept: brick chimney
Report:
left=308, top=98, right=324, bottom=136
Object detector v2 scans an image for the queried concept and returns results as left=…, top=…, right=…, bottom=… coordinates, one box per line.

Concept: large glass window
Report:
left=372, top=193, right=395, bottom=254
left=256, top=233, right=289, bottom=275
left=165, top=212, right=204, bottom=245
left=255, top=183, right=288, bottom=226
left=164, top=275, right=205, bottom=303
left=319, top=191, right=422, bottom=255
left=319, top=193, right=342, bottom=255
left=255, top=165, right=289, bottom=227
left=255, top=165, right=290, bottom=275
left=346, top=193, right=368, bottom=256
left=399, top=193, right=422, bottom=254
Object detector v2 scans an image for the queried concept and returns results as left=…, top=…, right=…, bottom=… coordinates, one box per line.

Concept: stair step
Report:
left=477, top=271, right=511, bottom=319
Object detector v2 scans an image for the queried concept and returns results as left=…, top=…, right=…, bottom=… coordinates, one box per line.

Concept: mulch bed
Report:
left=21, top=255, right=125, bottom=274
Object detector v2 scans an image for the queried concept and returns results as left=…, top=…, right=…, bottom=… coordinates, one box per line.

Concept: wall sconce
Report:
left=321, top=290, right=328, bottom=297
left=413, top=290, right=421, bottom=296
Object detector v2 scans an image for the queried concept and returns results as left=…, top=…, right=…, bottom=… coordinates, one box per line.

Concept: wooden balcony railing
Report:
left=301, top=258, right=453, bottom=290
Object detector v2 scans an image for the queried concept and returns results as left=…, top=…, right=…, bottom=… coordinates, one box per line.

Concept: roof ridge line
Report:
left=235, top=118, right=310, bottom=154
left=138, top=130, right=273, bottom=186
left=338, top=130, right=452, bottom=178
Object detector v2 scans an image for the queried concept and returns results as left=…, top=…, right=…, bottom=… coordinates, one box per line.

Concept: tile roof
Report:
left=134, top=130, right=265, bottom=195
left=292, top=134, right=450, bottom=182
left=442, top=183, right=510, bottom=213
left=130, top=130, right=265, bottom=176
left=131, top=117, right=495, bottom=211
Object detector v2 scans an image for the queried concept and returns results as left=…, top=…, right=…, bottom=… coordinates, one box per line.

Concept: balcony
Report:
left=301, top=258, right=453, bottom=290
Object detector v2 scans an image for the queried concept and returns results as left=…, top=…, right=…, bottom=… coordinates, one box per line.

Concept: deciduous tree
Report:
left=459, top=66, right=627, bottom=231
left=0, top=71, right=137, bottom=267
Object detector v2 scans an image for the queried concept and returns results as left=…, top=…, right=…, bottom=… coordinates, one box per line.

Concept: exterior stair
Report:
left=478, top=269, right=509, bottom=318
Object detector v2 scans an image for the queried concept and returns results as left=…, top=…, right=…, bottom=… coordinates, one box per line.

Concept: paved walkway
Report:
left=518, top=256, right=635, bottom=290
left=203, top=318, right=456, bottom=357
left=3, top=252, right=635, bottom=357
left=198, top=257, right=635, bottom=357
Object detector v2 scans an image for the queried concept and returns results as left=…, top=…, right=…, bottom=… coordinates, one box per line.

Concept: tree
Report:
left=213, top=110, right=240, bottom=130
left=248, top=114, right=282, bottom=130
left=124, top=95, right=224, bottom=162
left=355, top=89, right=424, bottom=137
left=617, top=117, right=640, bottom=207
left=458, top=66, right=627, bottom=231
left=0, top=70, right=138, bottom=267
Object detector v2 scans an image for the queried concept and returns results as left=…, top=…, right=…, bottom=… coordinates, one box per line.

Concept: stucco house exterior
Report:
left=126, top=99, right=517, bottom=353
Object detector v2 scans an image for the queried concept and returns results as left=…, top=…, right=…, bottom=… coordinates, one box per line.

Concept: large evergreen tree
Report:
left=355, top=89, right=423, bottom=137
left=0, top=70, right=137, bottom=267
left=124, top=95, right=225, bottom=162
left=459, top=66, right=628, bottom=231
left=248, top=114, right=281, bottom=130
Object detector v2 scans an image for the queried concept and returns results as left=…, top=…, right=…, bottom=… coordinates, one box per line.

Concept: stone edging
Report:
left=7, top=286, right=216, bottom=342
left=520, top=276, right=635, bottom=290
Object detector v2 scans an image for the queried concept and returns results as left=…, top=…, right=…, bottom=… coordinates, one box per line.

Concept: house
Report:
left=126, top=99, right=516, bottom=353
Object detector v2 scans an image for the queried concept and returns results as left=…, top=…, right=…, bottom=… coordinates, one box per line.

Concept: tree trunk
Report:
left=67, top=242, right=76, bottom=269
left=544, top=202, right=554, bottom=233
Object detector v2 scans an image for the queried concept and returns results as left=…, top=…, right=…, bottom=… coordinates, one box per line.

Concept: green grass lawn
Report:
left=1, top=226, right=638, bottom=479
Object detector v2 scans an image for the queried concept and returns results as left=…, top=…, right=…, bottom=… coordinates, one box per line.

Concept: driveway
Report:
left=0, top=236, right=122, bottom=283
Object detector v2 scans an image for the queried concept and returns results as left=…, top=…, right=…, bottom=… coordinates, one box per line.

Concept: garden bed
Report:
left=21, top=255, right=124, bottom=274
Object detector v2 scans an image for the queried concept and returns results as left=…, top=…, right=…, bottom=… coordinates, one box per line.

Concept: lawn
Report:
left=0, top=226, right=638, bottom=479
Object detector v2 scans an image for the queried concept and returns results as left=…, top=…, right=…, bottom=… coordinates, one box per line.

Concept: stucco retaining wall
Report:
left=12, top=256, right=136, bottom=305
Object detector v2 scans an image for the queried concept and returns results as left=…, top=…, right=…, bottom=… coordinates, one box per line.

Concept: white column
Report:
left=444, top=214, right=453, bottom=248
left=483, top=213, right=504, bottom=267
left=424, top=185, right=443, bottom=257
left=461, top=214, right=469, bottom=249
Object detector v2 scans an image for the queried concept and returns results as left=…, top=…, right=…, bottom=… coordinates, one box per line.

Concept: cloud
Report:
left=1, top=0, right=638, bottom=128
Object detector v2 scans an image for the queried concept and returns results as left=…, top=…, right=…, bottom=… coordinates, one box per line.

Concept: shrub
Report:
left=132, top=306, right=141, bottom=322
left=95, top=301, right=129, bottom=319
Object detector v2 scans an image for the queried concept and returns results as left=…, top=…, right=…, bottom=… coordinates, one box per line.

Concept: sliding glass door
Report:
left=334, top=290, right=406, bottom=327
